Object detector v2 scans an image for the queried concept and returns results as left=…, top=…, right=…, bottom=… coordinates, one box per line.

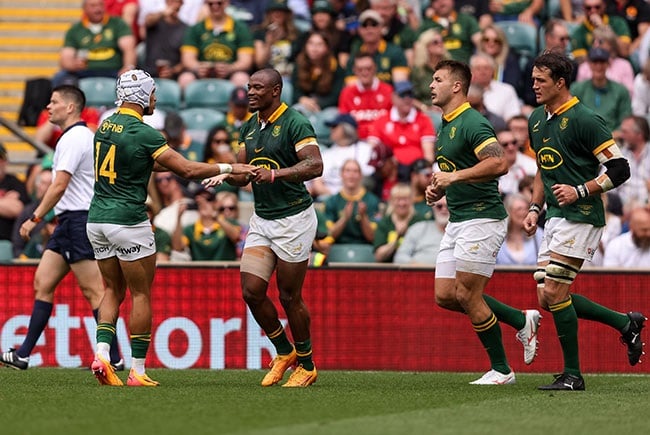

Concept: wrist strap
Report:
left=528, top=203, right=542, bottom=214
left=575, top=183, right=589, bottom=199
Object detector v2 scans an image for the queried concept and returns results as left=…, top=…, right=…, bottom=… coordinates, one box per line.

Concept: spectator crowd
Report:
left=3, top=0, right=650, bottom=267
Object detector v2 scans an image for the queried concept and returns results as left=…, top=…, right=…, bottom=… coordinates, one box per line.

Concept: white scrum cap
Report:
left=115, top=69, right=155, bottom=108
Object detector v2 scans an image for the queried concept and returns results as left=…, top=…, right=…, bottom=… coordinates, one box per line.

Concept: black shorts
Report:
left=46, top=210, right=95, bottom=264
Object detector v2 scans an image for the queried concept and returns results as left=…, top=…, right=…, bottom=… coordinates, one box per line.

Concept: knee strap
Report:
left=545, top=260, right=579, bottom=285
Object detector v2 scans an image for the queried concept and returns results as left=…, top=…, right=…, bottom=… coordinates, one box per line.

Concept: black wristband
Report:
left=528, top=203, right=542, bottom=214
left=575, top=183, right=589, bottom=199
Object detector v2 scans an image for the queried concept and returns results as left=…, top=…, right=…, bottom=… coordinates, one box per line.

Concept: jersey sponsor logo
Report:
left=436, top=156, right=456, bottom=172
left=117, top=244, right=142, bottom=255
left=538, top=147, right=563, bottom=170
left=272, top=125, right=281, bottom=137
left=249, top=157, right=279, bottom=170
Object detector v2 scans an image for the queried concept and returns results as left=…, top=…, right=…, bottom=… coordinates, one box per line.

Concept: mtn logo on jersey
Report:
left=538, top=147, right=563, bottom=170
left=436, top=156, right=457, bottom=172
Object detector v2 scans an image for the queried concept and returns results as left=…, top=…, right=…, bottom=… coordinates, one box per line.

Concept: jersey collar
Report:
left=116, top=108, right=143, bottom=121
left=442, top=102, right=471, bottom=122
left=259, top=102, right=288, bottom=125
left=546, top=96, right=579, bottom=117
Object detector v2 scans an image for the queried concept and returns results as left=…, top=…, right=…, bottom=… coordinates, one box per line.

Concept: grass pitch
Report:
left=0, top=369, right=647, bottom=435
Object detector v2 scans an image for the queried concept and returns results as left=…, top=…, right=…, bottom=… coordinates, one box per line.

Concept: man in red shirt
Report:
left=338, top=53, right=393, bottom=140
left=367, top=80, right=436, bottom=182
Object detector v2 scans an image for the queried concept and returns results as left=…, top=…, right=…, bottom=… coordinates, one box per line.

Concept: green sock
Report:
left=295, top=339, right=314, bottom=371
left=96, top=322, right=116, bottom=346
left=483, top=294, right=525, bottom=330
left=474, top=313, right=510, bottom=374
left=131, top=333, right=151, bottom=359
left=267, top=325, right=294, bottom=355
left=549, top=298, right=581, bottom=376
left=571, top=293, right=629, bottom=330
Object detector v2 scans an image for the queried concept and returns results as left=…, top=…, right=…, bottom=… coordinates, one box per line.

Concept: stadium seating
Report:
left=154, top=78, right=181, bottom=112
left=496, top=21, right=538, bottom=69
left=78, top=77, right=117, bottom=109
left=178, top=107, right=225, bottom=145
left=327, top=243, right=376, bottom=263
left=0, top=240, right=13, bottom=263
left=184, top=78, right=234, bottom=112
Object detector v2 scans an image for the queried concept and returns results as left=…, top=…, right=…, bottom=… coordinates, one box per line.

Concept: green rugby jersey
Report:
left=239, top=103, right=317, bottom=220
left=435, top=102, right=507, bottom=223
left=89, top=108, right=168, bottom=225
left=528, top=97, right=613, bottom=227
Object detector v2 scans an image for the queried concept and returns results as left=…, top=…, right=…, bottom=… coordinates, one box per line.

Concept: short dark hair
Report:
left=52, top=84, right=86, bottom=113
left=532, top=51, right=574, bottom=87
left=626, top=115, right=650, bottom=141
left=434, top=59, right=472, bottom=96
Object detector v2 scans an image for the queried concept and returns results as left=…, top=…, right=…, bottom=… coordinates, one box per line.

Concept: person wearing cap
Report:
left=308, top=113, right=375, bottom=199
left=345, top=9, right=410, bottom=85
left=367, top=80, right=436, bottom=182
left=86, top=69, right=256, bottom=387
left=223, top=86, right=253, bottom=149
left=570, top=46, right=632, bottom=133
left=163, top=111, right=203, bottom=161
left=426, top=59, right=542, bottom=386
left=141, top=0, right=188, bottom=80
left=52, top=0, right=137, bottom=87
left=368, top=142, right=399, bottom=201
left=202, top=68, right=323, bottom=387
left=0, top=143, right=30, bottom=246
left=418, top=0, right=481, bottom=64
left=2, top=85, right=124, bottom=372
left=178, top=0, right=254, bottom=88
left=570, top=0, right=632, bottom=63
left=291, top=31, right=347, bottom=114
left=524, top=51, right=640, bottom=391
left=409, top=158, right=435, bottom=219
left=295, top=0, right=350, bottom=67
left=253, top=0, right=302, bottom=79
left=171, top=185, right=240, bottom=261
left=338, top=53, right=394, bottom=139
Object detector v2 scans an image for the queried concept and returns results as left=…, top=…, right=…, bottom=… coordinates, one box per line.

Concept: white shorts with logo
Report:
left=245, top=205, right=317, bottom=263
left=86, top=220, right=156, bottom=261
left=538, top=217, right=603, bottom=263
left=436, top=218, right=507, bottom=278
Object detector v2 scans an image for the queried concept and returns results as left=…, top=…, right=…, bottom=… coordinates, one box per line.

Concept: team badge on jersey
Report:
left=272, top=125, right=281, bottom=137
left=560, top=117, right=569, bottom=130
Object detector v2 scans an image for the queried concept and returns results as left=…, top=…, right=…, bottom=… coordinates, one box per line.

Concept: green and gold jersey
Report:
left=528, top=97, right=612, bottom=227
left=181, top=16, right=254, bottom=63
left=239, top=103, right=317, bottom=220
left=324, top=188, right=381, bottom=244
left=63, top=16, right=132, bottom=71
left=182, top=219, right=238, bottom=261
left=89, top=108, right=169, bottom=225
left=435, top=102, right=507, bottom=223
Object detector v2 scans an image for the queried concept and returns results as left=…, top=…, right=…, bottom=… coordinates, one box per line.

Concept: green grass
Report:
left=1, top=369, right=648, bottom=435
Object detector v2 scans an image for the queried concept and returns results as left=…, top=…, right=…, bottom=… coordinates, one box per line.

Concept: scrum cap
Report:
left=115, top=69, right=155, bottom=108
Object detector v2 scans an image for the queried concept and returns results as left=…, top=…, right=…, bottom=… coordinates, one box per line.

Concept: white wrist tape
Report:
left=217, top=163, right=232, bottom=174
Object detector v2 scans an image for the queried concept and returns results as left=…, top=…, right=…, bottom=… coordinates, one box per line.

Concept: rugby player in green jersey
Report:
left=524, top=51, right=644, bottom=391
left=204, top=68, right=323, bottom=387
left=426, top=60, right=541, bottom=386
left=87, top=69, right=256, bottom=386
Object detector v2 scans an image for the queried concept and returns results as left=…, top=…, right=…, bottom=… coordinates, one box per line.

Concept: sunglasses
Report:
left=212, top=138, right=230, bottom=144
left=482, top=37, right=502, bottom=44
left=361, top=20, right=381, bottom=28
left=155, top=175, right=174, bottom=183
left=218, top=205, right=237, bottom=212
left=501, top=140, right=519, bottom=147
left=584, top=4, right=601, bottom=10
left=429, top=39, right=443, bottom=45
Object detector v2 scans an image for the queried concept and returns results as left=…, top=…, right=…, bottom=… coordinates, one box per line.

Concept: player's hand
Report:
left=431, top=171, right=454, bottom=192
left=552, top=183, right=578, bottom=207
left=523, top=212, right=538, bottom=237
left=231, top=163, right=258, bottom=176
left=425, top=184, right=445, bottom=205
left=202, top=173, right=229, bottom=187
left=19, top=219, right=36, bottom=241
